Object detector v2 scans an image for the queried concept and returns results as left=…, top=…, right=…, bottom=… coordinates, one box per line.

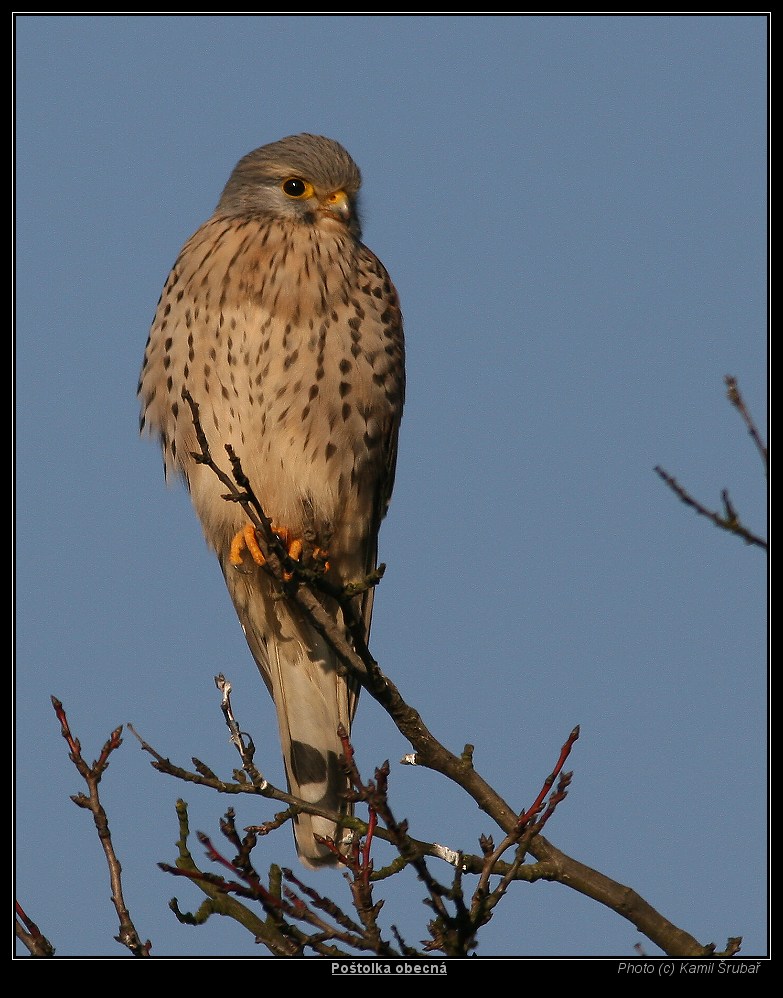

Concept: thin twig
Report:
left=473, top=727, right=579, bottom=902
left=163, top=800, right=302, bottom=955
left=214, top=673, right=268, bottom=789
left=15, top=901, right=56, bottom=957
left=51, top=697, right=152, bottom=957
left=654, top=376, right=767, bottom=550
left=725, top=375, right=768, bottom=474
left=517, top=726, right=579, bottom=826
left=654, top=466, right=767, bottom=549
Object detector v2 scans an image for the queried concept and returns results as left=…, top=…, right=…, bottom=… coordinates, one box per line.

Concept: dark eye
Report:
left=282, top=177, right=313, bottom=199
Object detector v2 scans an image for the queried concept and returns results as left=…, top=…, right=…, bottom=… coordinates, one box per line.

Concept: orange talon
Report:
left=229, top=523, right=316, bottom=580
left=229, top=523, right=267, bottom=567
left=282, top=537, right=302, bottom=582
left=229, top=531, right=245, bottom=566
left=244, top=524, right=267, bottom=565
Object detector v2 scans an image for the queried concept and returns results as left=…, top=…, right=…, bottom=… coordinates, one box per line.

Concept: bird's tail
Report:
left=266, top=615, right=355, bottom=867
left=223, top=562, right=357, bottom=867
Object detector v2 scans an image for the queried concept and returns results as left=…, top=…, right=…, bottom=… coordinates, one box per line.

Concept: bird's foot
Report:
left=229, top=524, right=328, bottom=581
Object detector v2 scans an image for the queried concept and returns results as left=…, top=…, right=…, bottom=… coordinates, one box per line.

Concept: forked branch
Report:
left=176, top=393, right=733, bottom=958
left=655, top=376, right=767, bottom=549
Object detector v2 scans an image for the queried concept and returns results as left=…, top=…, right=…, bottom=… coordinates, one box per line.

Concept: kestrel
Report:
left=138, top=134, right=405, bottom=867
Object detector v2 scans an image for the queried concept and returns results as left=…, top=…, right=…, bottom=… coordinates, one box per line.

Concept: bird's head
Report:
left=215, top=133, right=363, bottom=238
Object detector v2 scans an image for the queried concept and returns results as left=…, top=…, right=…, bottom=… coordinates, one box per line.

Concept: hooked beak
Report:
left=320, top=189, right=352, bottom=223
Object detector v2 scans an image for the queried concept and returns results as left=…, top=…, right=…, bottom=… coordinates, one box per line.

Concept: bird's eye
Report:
left=282, top=177, right=314, bottom=199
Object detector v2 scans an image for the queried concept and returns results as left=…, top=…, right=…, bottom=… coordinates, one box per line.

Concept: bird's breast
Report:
left=142, top=214, right=403, bottom=565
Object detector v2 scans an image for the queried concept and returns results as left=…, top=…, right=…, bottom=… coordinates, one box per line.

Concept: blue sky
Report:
left=15, top=14, right=768, bottom=960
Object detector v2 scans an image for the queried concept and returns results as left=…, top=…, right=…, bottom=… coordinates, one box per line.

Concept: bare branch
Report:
left=15, top=901, right=55, bottom=957
left=161, top=398, right=741, bottom=958
left=725, top=375, right=768, bottom=474
left=654, top=466, right=767, bottom=549
left=50, top=697, right=152, bottom=957
left=162, top=800, right=301, bottom=955
left=655, top=376, right=767, bottom=550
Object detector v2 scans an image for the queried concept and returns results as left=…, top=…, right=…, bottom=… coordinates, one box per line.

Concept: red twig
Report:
left=337, top=723, right=377, bottom=885
left=195, top=831, right=276, bottom=904
left=518, top=726, right=580, bottom=827
left=158, top=862, right=260, bottom=901
left=15, top=901, right=55, bottom=957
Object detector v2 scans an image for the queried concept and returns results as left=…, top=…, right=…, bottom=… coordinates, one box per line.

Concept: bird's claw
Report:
left=230, top=523, right=266, bottom=567
left=229, top=523, right=328, bottom=581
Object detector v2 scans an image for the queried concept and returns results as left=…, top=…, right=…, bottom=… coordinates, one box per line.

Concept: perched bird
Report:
left=138, top=134, right=405, bottom=867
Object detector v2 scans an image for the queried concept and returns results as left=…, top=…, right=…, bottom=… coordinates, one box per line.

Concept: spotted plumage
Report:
left=139, top=134, right=404, bottom=866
